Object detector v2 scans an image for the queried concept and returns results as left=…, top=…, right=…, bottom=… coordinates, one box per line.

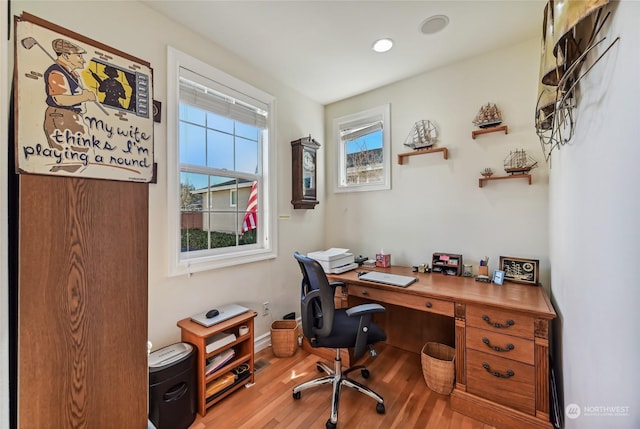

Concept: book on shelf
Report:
left=205, top=331, right=237, bottom=353
left=205, top=348, right=235, bottom=376
left=205, top=372, right=236, bottom=398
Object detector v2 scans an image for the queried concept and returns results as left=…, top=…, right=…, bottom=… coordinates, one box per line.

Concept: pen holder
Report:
left=478, top=266, right=488, bottom=277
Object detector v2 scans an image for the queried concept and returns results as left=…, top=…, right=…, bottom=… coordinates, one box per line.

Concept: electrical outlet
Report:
left=262, top=301, right=270, bottom=316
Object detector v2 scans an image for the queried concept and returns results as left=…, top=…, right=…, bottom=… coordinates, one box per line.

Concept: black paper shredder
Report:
left=149, top=342, right=197, bottom=429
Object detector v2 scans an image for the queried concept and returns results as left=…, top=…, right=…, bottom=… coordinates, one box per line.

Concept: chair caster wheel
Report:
left=293, top=391, right=301, bottom=400
left=326, top=419, right=337, bottom=429
left=361, top=368, right=370, bottom=379
left=376, top=402, right=385, bottom=414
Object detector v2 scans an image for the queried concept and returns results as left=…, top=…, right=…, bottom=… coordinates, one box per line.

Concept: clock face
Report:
left=303, top=150, right=315, bottom=172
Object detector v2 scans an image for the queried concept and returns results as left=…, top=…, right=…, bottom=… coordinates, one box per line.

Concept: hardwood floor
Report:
left=189, top=345, right=495, bottom=429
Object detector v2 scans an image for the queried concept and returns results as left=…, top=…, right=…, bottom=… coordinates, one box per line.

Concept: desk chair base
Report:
left=292, top=349, right=385, bottom=429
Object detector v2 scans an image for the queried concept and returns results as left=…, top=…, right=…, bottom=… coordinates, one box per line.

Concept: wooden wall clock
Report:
left=291, top=136, right=320, bottom=209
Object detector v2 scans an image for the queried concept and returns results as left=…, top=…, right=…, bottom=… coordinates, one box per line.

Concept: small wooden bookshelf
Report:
left=178, top=310, right=257, bottom=416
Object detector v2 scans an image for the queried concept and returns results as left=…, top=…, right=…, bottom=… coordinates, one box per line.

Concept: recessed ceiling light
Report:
left=420, top=14, right=449, bottom=35
left=372, top=38, right=394, bottom=53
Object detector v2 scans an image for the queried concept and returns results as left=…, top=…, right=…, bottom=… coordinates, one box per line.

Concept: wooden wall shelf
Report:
left=472, top=125, right=508, bottom=139
left=479, top=174, right=531, bottom=188
left=397, top=147, right=448, bottom=165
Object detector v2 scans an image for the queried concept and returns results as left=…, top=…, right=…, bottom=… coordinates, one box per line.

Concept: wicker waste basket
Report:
left=271, top=320, right=298, bottom=357
left=421, top=342, right=455, bottom=395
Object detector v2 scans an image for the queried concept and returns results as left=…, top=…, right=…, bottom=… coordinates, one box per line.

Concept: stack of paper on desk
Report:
left=307, top=248, right=357, bottom=273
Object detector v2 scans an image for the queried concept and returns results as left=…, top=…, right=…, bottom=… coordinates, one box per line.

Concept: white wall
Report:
left=549, top=2, right=640, bottom=428
left=6, top=0, right=325, bottom=363
left=324, top=38, right=550, bottom=286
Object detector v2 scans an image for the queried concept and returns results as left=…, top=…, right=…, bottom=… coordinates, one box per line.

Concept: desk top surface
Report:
left=329, top=266, right=556, bottom=319
left=177, top=310, right=258, bottom=336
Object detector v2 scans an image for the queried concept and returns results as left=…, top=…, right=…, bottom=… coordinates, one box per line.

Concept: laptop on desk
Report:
left=358, top=271, right=417, bottom=288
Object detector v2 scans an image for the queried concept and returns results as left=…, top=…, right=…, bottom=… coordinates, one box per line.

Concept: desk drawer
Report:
left=466, top=305, right=534, bottom=339
left=466, top=327, right=534, bottom=364
left=349, top=285, right=453, bottom=317
left=466, top=349, right=535, bottom=415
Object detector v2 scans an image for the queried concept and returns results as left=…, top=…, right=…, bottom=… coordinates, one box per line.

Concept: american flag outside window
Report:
left=241, top=181, right=258, bottom=234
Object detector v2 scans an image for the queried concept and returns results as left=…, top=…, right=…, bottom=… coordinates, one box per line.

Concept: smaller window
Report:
left=230, top=189, right=237, bottom=207
left=334, top=104, right=391, bottom=193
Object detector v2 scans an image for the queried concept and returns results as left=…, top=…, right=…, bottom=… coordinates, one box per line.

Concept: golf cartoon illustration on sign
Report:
left=25, top=37, right=98, bottom=172
left=15, top=14, right=154, bottom=182
left=90, top=64, right=126, bottom=109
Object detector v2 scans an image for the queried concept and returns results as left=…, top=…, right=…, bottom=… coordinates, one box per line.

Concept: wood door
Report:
left=18, top=175, right=148, bottom=428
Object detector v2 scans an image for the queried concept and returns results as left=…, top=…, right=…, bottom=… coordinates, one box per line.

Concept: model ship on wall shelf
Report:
left=504, top=149, right=538, bottom=175
left=403, top=120, right=438, bottom=150
left=480, top=168, right=494, bottom=177
left=472, top=102, right=502, bottom=129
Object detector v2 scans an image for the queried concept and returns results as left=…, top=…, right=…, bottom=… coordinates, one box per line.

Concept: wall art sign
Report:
left=14, top=13, right=154, bottom=182
left=499, top=256, right=540, bottom=286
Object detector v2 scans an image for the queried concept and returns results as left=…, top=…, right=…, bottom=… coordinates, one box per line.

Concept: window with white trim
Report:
left=334, top=104, right=391, bottom=193
left=230, top=189, right=237, bottom=207
left=167, top=47, right=277, bottom=275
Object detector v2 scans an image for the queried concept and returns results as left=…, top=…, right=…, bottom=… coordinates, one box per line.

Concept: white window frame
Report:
left=167, top=47, right=277, bottom=276
left=334, top=104, right=391, bottom=193
left=229, top=189, right=237, bottom=208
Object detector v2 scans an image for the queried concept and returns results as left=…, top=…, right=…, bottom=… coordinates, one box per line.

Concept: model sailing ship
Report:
left=403, top=120, right=438, bottom=150
left=472, top=103, right=502, bottom=128
left=504, top=149, right=538, bottom=175
left=480, top=168, right=494, bottom=177
left=504, top=261, right=535, bottom=282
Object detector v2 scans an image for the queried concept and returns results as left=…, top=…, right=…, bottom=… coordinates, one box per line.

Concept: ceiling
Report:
left=144, top=1, right=546, bottom=105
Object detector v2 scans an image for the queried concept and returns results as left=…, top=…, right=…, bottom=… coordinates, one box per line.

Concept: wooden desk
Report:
left=329, top=267, right=556, bottom=429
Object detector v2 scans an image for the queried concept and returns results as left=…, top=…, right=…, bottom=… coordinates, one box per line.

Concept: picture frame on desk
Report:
left=492, top=269, right=505, bottom=285
left=499, top=256, right=539, bottom=286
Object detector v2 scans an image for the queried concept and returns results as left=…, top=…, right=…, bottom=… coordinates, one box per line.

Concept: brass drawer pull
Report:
left=425, top=302, right=433, bottom=308
left=361, top=289, right=368, bottom=295
left=482, top=315, right=515, bottom=329
left=482, top=337, right=515, bottom=352
left=482, top=362, right=515, bottom=379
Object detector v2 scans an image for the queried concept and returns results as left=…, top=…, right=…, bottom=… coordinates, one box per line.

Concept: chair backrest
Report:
left=294, top=252, right=336, bottom=339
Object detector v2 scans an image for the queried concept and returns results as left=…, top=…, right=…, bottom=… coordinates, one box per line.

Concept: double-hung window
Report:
left=167, top=48, right=277, bottom=275
left=334, top=104, right=391, bottom=193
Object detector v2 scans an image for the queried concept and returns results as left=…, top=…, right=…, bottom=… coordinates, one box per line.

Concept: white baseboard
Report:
left=254, top=331, right=272, bottom=353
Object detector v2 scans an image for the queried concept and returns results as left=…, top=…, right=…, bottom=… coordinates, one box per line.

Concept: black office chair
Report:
left=292, top=252, right=387, bottom=429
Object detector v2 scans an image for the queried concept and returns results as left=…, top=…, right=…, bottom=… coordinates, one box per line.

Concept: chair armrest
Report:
left=345, top=303, right=385, bottom=317
left=329, top=281, right=345, bottom=289
left=347, top=303, right=386, bottom=360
